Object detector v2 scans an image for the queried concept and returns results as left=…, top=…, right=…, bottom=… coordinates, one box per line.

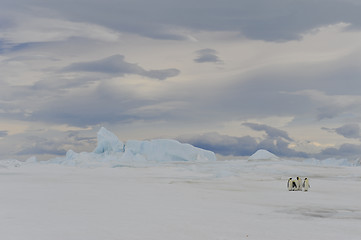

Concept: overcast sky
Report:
left=2, top=0, right=361, bottom=160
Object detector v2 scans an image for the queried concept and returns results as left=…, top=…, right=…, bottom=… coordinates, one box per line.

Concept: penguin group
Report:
left=287, top=177, right=310, bottom=191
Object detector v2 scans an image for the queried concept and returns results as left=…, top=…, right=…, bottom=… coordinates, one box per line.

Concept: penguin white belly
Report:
left=287, top=179, right=293, bottom=191
left=297, top=178, right=302, bottom=191
left=303, top=179, right=310, bottom=191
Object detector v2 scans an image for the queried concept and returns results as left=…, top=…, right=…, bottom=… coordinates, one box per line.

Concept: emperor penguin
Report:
left=303, top=178, right=310, bottom=191
left=287, top=178, right=293, bottom=191
left=296, top=177, right=302, bottom=191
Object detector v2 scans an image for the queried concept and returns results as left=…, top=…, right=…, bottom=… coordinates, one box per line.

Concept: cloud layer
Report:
left=63, top=55, right=180, bottom=80
left=1, top=0, right=361, bottom=160
left=322, top=123, right=361, bottom=140
left=4, top=0, right=361, bottom=42
left=242, top=123, right=293, bottom=141
left=0, top=131, right=8, bottom=137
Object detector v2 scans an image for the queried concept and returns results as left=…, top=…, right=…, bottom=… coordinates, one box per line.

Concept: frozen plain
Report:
left=1, top=158, right=361, bottom=240
left=1, top=128, right=361, bottom=240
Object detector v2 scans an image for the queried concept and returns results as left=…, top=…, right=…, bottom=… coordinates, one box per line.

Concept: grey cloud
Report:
left=194, top=48, right=222, bottom=63
left=3, top=1, right=361, bottom=161
left=63, top=54, right=180, bottom=80
left=318, top=143, right=361, bottom=159
left=8, top=128, right=98, bottom=160
left=7, top=0, right=361, bottom=42
left=4, top=50, right=361, bottom=137
left=213, top=53, right=361, bottom=122
left=0, top=98, right=31, bottom=122
left=0, top=60, right=180, bottom=128
left=17, top=145, right=66, bottom=156
left=144, top=69, right=181, bottom=80
left=0, top=17, right=13, bottom=30
left=336, top=124, right=360, bottom=139
left=63, top=55, right=142, bottom=74
left=0, top=40, right=8, bottom=54
left=31, top=75, right=101, bottom=91
left=67, top=131, right=97, bottom=144
left=314, top=98, right=360, bottom=121
left=16, top=135, right=67, bottom=156
left=179, top=132, right=308, bottom=158
left=317, top=106, right=341, bottom=120
left=178, top=132, right=258, bottom=156
left=322, top=123, right=361, bottom=139
left=242, top=122, right=293, bottom=141
left=191, top=71, right=313, bottom=123
left=66, top=131, right=98, bottom=151
left=10, top=47, right=360, bottom=133
left=0, top=131, right=8, bottom=137
left=258, top=138, right=308, bottom=158
left=28, top=81, right=171, bottom=127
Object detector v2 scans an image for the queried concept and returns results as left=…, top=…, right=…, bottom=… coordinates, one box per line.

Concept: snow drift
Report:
left=49, top=127, right=216, bottom=166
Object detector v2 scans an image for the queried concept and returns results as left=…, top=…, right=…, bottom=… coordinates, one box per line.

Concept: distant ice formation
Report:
left=124, top=139, right=216, bottom=162
left=50, top=127, right=216, bottom=166
left=2, top=128, right=361, bottom=168
left=248, top=149, right=279, bottom=161
left=93, top=127, right=125, bottom=154
left=0, top=159, right=22, bottom=168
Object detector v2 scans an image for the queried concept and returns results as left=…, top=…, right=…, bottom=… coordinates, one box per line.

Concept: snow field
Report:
left=1, top=160, right=361, bottom=240
left=1, top=128, right=361, bottom=239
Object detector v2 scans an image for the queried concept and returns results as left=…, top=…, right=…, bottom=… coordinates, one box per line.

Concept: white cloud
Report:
left=0, top=14, right=121, bottom=45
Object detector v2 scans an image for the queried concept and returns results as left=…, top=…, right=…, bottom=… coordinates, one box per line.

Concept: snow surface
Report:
left=2, top=128, right=361, bottom=239
left=1, top=159, right=361, bottom=240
